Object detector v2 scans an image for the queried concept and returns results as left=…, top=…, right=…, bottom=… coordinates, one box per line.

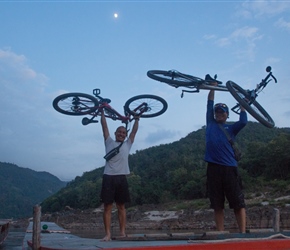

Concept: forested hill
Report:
left=41, top=121, right=290, bottom=213
left=0, top=162, right=66, bottom=218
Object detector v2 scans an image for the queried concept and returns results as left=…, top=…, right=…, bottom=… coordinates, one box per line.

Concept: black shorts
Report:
left=206, top=163, right=245, bottom=210
left=100, top=174, right=130, bottom=204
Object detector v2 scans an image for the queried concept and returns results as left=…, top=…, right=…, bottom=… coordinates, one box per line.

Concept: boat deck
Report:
left=23, top=222, right=290, bottom=250
left=0, top=220, right=10, bottom=245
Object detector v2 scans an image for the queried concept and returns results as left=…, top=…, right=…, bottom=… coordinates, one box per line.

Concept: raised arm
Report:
left=129, top=117, right=139, bottom=143
left=208, top=82, right=217, bottom=101
left=101, top=110, right=109, bottom=140
left=208, top=89, right=215, bottom=101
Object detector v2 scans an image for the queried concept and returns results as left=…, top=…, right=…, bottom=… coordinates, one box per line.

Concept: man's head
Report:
left=214, top=103, right=229, bottom=123
left=115, top=126, right=127, bottom=142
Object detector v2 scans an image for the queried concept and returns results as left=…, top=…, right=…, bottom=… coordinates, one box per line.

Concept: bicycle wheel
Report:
left=226, top=81, right=275, bottom=128
left=147, top=70, right=204, bottom=87
left=124, top=94, right=168, bottom=118
left=53, top=93, right=99, bottom=116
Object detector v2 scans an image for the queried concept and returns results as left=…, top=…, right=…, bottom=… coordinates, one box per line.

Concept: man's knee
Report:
left=116, top=203, right=125, bottom=211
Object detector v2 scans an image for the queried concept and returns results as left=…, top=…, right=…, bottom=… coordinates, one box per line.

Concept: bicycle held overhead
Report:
left=53, top=88, right=168, bottom=130
left=147, top=66, right=277, bottom=128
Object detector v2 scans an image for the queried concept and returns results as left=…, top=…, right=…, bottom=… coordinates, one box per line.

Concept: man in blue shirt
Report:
left=205, top=85, right=247, bottom=233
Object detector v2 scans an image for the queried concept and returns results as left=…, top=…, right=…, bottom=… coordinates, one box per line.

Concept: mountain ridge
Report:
left=0, top=162, right=66, bottom=218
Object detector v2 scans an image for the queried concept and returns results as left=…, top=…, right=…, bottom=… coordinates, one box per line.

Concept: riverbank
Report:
left=8, top=195, right=290, bottom=235
left=40, top=198, right=290, bottom=233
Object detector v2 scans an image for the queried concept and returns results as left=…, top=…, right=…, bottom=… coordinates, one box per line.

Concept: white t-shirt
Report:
left=103, top=136, right=132, bottom=175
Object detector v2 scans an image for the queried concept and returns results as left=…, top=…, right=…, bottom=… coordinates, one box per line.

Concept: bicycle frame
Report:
left=81, top=89, right=147, bottom=127
left=147, top=66, right=277, bottom=128
left=161, top=66, right=276, bottom=96
left=164, top=70, right=228, bottom=97
left=53, top=88, right=168, bottom=128
left=81, top=102, right=129, bottom=126
left=167, top=67, right=277, bottom=116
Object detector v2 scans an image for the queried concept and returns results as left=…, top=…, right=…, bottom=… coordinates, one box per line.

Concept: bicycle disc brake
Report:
left=135, top=103, right=149, bottom=115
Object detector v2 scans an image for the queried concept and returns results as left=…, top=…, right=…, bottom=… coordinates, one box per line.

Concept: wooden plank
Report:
left=0, top=220, right=10, bottom=245
left=23, top=221, right=290, bottom=250
left=273, top=208, right=280, bottom=232
left=32, top=205, right=41, bottom=250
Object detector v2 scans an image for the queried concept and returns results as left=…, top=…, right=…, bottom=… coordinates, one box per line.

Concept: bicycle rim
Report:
left=147, top=70, right=204, bottom=87
left=53, top=93, right=99, bottom=116
left=124, top=94, right=168, bottom=118
left=226, top=81, right=275, bottom=128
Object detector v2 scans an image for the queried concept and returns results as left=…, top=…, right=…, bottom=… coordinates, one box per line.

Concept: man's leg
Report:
left=214, top=208, right=225, bottom=231
left=234, top=207, right=246, bottom=233
left=102, top=203, right=113, bottom=241
left=116, top=202, right=126, bottom=237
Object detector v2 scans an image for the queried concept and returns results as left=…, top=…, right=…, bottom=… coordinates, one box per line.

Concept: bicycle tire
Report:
left=124, top=94, right=168, bottom=118
left=147, top=70, right=204, bottom=87
left=53, top=93, right=99, bottom=116
left=226, top=81, right=275, bottom=128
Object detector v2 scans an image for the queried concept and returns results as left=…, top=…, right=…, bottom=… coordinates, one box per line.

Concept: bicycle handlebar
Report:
left=265, top=66, right=277, bottom=83
left=256, top=66, right=277, bottom=92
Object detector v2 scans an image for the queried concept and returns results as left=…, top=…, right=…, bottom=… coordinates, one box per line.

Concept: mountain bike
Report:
left=52, top=88, right=168, bottom=129
left=147, top=66, right=277, bottom=128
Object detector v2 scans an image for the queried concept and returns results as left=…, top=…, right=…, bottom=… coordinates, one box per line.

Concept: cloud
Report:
left=216, top=26, right=261, bottom=47
left=214, top=26, right=262, bottom=61
left=204, top=26, right=262, bottom=60
left=0, top=49, right=48, bottom=101
left=275, top=17, right=290, bottom=32
left=285, top=110, right=290, bottom=117
left=0, top=48, right=182, bottom=180
left=240, top=1, right=290, bottom=18
left=203, top=34, right=217, bottom=40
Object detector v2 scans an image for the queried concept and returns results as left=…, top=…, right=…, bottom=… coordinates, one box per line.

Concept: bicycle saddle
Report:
left=102, top=98, right=111, bottom=104
left=205, top=74, right=222, bottom=85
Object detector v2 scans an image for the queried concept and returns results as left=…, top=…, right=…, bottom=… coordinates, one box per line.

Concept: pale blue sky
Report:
left=1, top=1, right=290, bottom=180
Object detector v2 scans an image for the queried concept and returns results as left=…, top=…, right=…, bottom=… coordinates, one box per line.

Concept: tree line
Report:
left=41, top=122, right=290, bottom=213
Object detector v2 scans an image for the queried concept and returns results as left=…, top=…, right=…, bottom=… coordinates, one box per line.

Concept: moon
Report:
left=114, top=13, right=118, bottom=18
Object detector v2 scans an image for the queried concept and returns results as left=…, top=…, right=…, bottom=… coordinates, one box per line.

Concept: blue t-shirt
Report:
left=204, top=100, right=247, bottom=167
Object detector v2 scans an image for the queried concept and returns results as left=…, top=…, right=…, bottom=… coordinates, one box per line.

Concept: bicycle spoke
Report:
left=53, top=93, right=99, bottom=116
left=124, top=94, right=167, bottom=118
left=134, top=98, right=160, bottom=115
left=63, top=97, right=93, bottom=113
left=226, top=81, right=274, bottom=128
